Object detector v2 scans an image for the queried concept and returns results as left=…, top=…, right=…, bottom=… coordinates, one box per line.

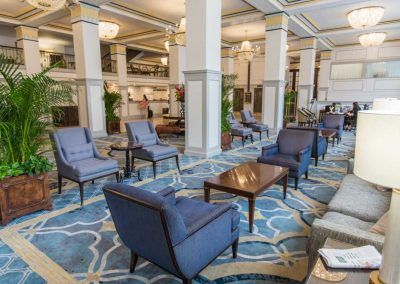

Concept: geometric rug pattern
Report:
left=0, top=132, right=355, bottom=283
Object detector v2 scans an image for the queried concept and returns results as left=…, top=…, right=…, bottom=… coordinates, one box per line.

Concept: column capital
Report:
left=221, top=48, right=234, bottom=58
left=320, top=50, right=332, bottom=60
left=15, top=26, right=38, bottom=42
left=70, top=3, right=99, bottom=25
left=265, top=12, right=289, bottom=32
left=110, top=44, right=127, bottom=56
left=300, top=37, right=317, bottom=50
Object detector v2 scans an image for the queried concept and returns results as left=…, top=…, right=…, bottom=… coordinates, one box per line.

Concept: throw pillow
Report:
left=63, top=142, right=94, bottom=162
left=370, top=211, right=389, bottom=235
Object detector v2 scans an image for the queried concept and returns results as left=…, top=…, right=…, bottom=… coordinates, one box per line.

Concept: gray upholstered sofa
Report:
left=307, top=159, right=390, bottom=268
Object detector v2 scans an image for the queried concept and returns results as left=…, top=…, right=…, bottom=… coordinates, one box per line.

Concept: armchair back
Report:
left=287, top=127, right=319, bottom=155
left=228, top=113, right=240, bottom=128
left=126, top=121, right=160, bottom=146
left=322, top=114, right=345, bottom=130
left=277, top=129, right=314, bottom=155
left=240, top=110, right=257, bottom=123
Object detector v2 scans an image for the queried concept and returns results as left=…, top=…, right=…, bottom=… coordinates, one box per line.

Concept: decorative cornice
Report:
left=300, top=37, right=317, bottom=50
left=221, top=48, right=234, bottom=58
left=110, top=44, right=127, bottom=55
left=15, top=26, right=39, bottom=41
left=265, top=12, right=289, bottom=32
left=320, top=50, right=332, bottom=60
left=70, top=3, right=99, bottom=25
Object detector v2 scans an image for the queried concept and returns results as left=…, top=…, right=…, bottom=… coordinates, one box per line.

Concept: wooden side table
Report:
left=108, top=142, right=143, bottom=181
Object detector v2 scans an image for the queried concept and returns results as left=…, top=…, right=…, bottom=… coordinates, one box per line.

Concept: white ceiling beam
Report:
left=285, top=0, right=371, bottom=15
left=318, top=21, right=400, bottom=38
left=127, top=43, right=165, bottom=54
left=0, top=16, right=22, bottom=25
left=117, top=31, right=165, bottom=43
left=243, top=0, right=282, bottom=14
left=130, top=51, right=145, bottom=62
left=23, top=9, right=68, bottom=27
left=221, top=10, right=264, bottom=28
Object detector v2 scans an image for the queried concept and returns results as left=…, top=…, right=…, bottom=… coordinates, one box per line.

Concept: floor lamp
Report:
left=354, top=101, right=400, bottom=284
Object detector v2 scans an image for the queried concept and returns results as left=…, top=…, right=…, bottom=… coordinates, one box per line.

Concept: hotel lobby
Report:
left=0, top=0, right=400, bottom=283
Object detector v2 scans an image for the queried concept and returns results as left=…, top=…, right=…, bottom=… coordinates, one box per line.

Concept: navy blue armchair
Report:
left=50, top=127, right=119, bottom=205
left=228, top=113, right=253, bottom=147
left=257, top=129, right=314, bottom=190
left=103, top=183, right=240, bottom=284
left=319, top=114, right=345, bottom=144
left=240, top=110, right=269, bottom=140
left=287, top=126, right=327, bottom=166
left=126, top=121, right=180, bottom=179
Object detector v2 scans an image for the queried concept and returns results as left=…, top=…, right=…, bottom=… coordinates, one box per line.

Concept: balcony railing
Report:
left=40, top=51, right=75, bottom=70
left=127, top=63, right=169, bottom=78
left=0, top=45, right=24, bottom=65
left=102, top=59, right=117, bottom=73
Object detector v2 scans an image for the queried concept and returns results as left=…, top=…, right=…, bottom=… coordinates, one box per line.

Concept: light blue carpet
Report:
left=0, top=132, right=355, bottom=283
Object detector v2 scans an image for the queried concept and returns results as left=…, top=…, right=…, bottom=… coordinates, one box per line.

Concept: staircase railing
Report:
left=127, top=62, right=169, bottom=78
left=40, top=51, right=75, bottom=69
left=0, top=45, right=24, bottom=65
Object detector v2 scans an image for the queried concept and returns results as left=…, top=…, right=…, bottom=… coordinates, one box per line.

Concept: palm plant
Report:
left=221, top=74, right=238, bottom=133
left=103, top=82, right=123, bottom=123
left=0, top=54, right=73, bottom=180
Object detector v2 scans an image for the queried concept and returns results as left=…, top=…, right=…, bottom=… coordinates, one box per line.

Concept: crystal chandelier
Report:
left=348, top=7, right=385, bottom=29
left=359, top=32, right=386, bottom=47
left=99, top=21, right=120, bottom=39
left=232, top=32, right=260, bottom=61
left=166, top=17, right=186, bottom=46
left=161, top=57, right=168, bottom=66
left=26, top=0, right=66, bottom=10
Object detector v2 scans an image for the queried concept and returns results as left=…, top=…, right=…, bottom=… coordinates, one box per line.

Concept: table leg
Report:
left=204, top=186, right=210, bottom=203
left=125, top=150, right=132, bottom=178
left=248, top=198, right=255, bottom=233
left=282, top=174, right=288, bottom=199
left=332, top=137, right=335, bottom=147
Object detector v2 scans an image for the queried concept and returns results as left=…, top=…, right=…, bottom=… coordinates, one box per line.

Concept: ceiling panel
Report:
left=0, top=0, right=34, bottom=17
left=328, top=29, right=400, bottom=46
left=222, top=20, right=265, bottom=43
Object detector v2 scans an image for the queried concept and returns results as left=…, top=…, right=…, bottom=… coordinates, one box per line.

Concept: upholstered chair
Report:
left=227, top=113, right=253, bottom=147
left=125, top=121, right=180, bottom=179
left=103, top=183, right=240, bottom=284
left=240, top=110, right=269, bottom=140
left=319, top=114, right=345, bottom=143
left=257, top=129, right=314, bottom=190
left=287, top=126, right=327, bottom=166
left=50, top=127, right=119, bottom=205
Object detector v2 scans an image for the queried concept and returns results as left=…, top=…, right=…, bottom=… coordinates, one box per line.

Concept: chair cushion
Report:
left=250, top=124, right=268, bottom=131
left=70, top=158, right=118, bottom=177
left=145, top=145, right=178, bottom=158
left=137, top=133, right=157, bottom=147
left=62, top=142, right=94, bottom=163
left=175, top=197, right=218, bottom=228
left=277, top=129, right=314, bottom=156
left=257, top=153, right=298, bottom=170
left=328, top=174, right=391, bottom=223
left=322, top=211, right=374, bottom=232
left=231, top=127, right=252, bottom=136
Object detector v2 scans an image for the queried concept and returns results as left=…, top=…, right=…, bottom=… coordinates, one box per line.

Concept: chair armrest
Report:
left=157, top=186, right=176, bottom=205
left=186, top=203, right=233, bottom=236
left=298, top=146, right=312, bottom=162
left=261, top=144, right=279, bottom=157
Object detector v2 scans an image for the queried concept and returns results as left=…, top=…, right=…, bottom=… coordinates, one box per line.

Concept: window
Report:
left=331, top=63, right=363, bottom=80
left=365, top=61, right=400, bottom=78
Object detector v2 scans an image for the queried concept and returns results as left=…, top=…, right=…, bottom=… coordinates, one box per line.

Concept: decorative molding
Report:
left=15, top=26, right=39, bottom=41
left=110, top=44, right=127, bottom=55
left=221, top=48, right=234, bottom=58
left=300, top=37, right=316, bottom=50
left=70, top=3, right=99, bottom=25
left=320, top=50, right=332, bottom=61
left=265, top=12, right=289, bottom=31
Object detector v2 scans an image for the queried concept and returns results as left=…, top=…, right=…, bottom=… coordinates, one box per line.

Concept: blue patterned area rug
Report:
left=0, top=132, right=355, bottom=283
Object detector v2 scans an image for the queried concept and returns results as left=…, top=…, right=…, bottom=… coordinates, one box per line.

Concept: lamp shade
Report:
left=354, top=109, right=400, bottom=189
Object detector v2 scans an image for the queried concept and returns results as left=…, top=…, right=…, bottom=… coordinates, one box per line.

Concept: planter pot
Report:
left=221, top=132, right=232, bottom=151
left=0, top=173, right=52, bottom=226
left=106, top=120, right=121, bottom=134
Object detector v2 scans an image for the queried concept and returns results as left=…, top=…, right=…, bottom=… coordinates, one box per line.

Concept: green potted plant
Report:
left=283, top=88, right=297, bottom=128
left=0, top=55, right=73, bottom=225
left=221, top=74, right=238, bottom=150
left=103, top=82, right=123, bottom=134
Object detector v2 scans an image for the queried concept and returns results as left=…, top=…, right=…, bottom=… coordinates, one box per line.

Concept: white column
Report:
left=169, top=36, right=186, bottom=117
left=110, top=44, right=129, bottom=130
left=184, top=0, right=222, bottom=158
left=15, top=26, right=41, bottom=74
left=262, top=12, right=289, bottom=131
left=318, top=50, right=332, bottom=102
left=71, top=3, right=107, bottom=137
left=221, top=48, right=235, bottom=101
left=298, top=37, right=317, bottom=109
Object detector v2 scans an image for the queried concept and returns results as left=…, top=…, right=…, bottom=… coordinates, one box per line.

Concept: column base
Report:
left=184, top=146, right=222, bottom=158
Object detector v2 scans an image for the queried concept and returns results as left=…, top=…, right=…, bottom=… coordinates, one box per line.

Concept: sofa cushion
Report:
left=250, top=124, right=268, bottom=131
left=137, top=133, right=157, bottom=147
left=70, top=158, right=118, bottom=177
left=370, top=212, right=389, bottom=235
left=63, top=142, right=94, bottom=163
left=257, top=153, right=298, bottom=170
left=231, top=127, right=252, bottom=136
left=328, top=174, right=391, bottom=223
left=322, top=211, right=374, bottom=231
left=145, top=145, right=177, bottom=158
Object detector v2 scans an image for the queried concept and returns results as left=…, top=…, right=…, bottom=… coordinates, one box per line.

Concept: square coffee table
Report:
left=204, top=162, right=289, bottom=233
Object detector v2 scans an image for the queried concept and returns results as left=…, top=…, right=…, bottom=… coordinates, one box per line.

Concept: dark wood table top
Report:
left=305, top=238, right=377, bottom=284
left=204, top=162, right=288, bottom=198
left=109, top=142, right=143, bottom=151
left=319, top=129, right=337, bottom=138
left=163, top=115, right=185, bottom=120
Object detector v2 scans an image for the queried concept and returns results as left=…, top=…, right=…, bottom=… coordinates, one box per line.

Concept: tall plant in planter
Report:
left=103, top=82, right=123, bottom=134
left=0, top=55, right=73, bottom=225
left=221, top=74, right=238, bottom=150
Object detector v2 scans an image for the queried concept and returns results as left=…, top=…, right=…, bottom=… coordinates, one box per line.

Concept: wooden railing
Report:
left=102, top=59, right=117, bottom=73
left=40, top=51, right=75, bottom=69
left=127, top=62, right=169, bottom=78
left=0, top=45, right=24, bottom=65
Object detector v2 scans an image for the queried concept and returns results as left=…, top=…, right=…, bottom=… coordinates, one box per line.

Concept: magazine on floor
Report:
left=318, top=245, right=381, bottom=269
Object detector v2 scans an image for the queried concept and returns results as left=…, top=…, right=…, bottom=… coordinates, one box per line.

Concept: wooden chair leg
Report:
left=183, top=279, right=192, bottom=284
left=58, top=174, right=62, bottom=194
left=267, top=129, right=269, bottom=139
left=91, top=180, right=94, bottom=184
left=130, top=251, right=138, bottom=273
left=175, top=155, right=181, bottom=174
left=322, top=154, right=325, bottom=160
left=153, top=161, right=157, bottom=179
left=305, top=171, right=309, bottom=179
left=315, top=158, right=318, bottom=167
left=242, top=136, right=245, bottom=147
left=259, top=132, right=262, bottom=141
left=115, top=173, right=120, bottom=183
left=294, top=178, right=299, bottom=190
left=250, top=134, right=254, bottom=144
left=79, top=183, right=84, bottom=206
left=232, top=238, right=239, bottom=259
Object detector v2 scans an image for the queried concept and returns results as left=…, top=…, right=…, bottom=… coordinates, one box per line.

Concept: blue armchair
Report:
left=103, top=183, right=240, bottom=284
left=228, top=113, right=253, bottom=147
left=125, top=121, right=180, bottom=179
left=50, top=127, right=119, bottom=206
left=287, top=126, right=327, bottom=166
left=319, top=114, right=345, bottom=143
left=257, top=129, right=314, bottom=190
left=240, top=110, right=269, bottom=140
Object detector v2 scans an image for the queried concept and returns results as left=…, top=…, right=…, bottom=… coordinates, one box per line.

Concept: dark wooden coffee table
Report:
left=108, top=142, right=143, bottom=181
left=204, top=162, right=289, bottom=233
